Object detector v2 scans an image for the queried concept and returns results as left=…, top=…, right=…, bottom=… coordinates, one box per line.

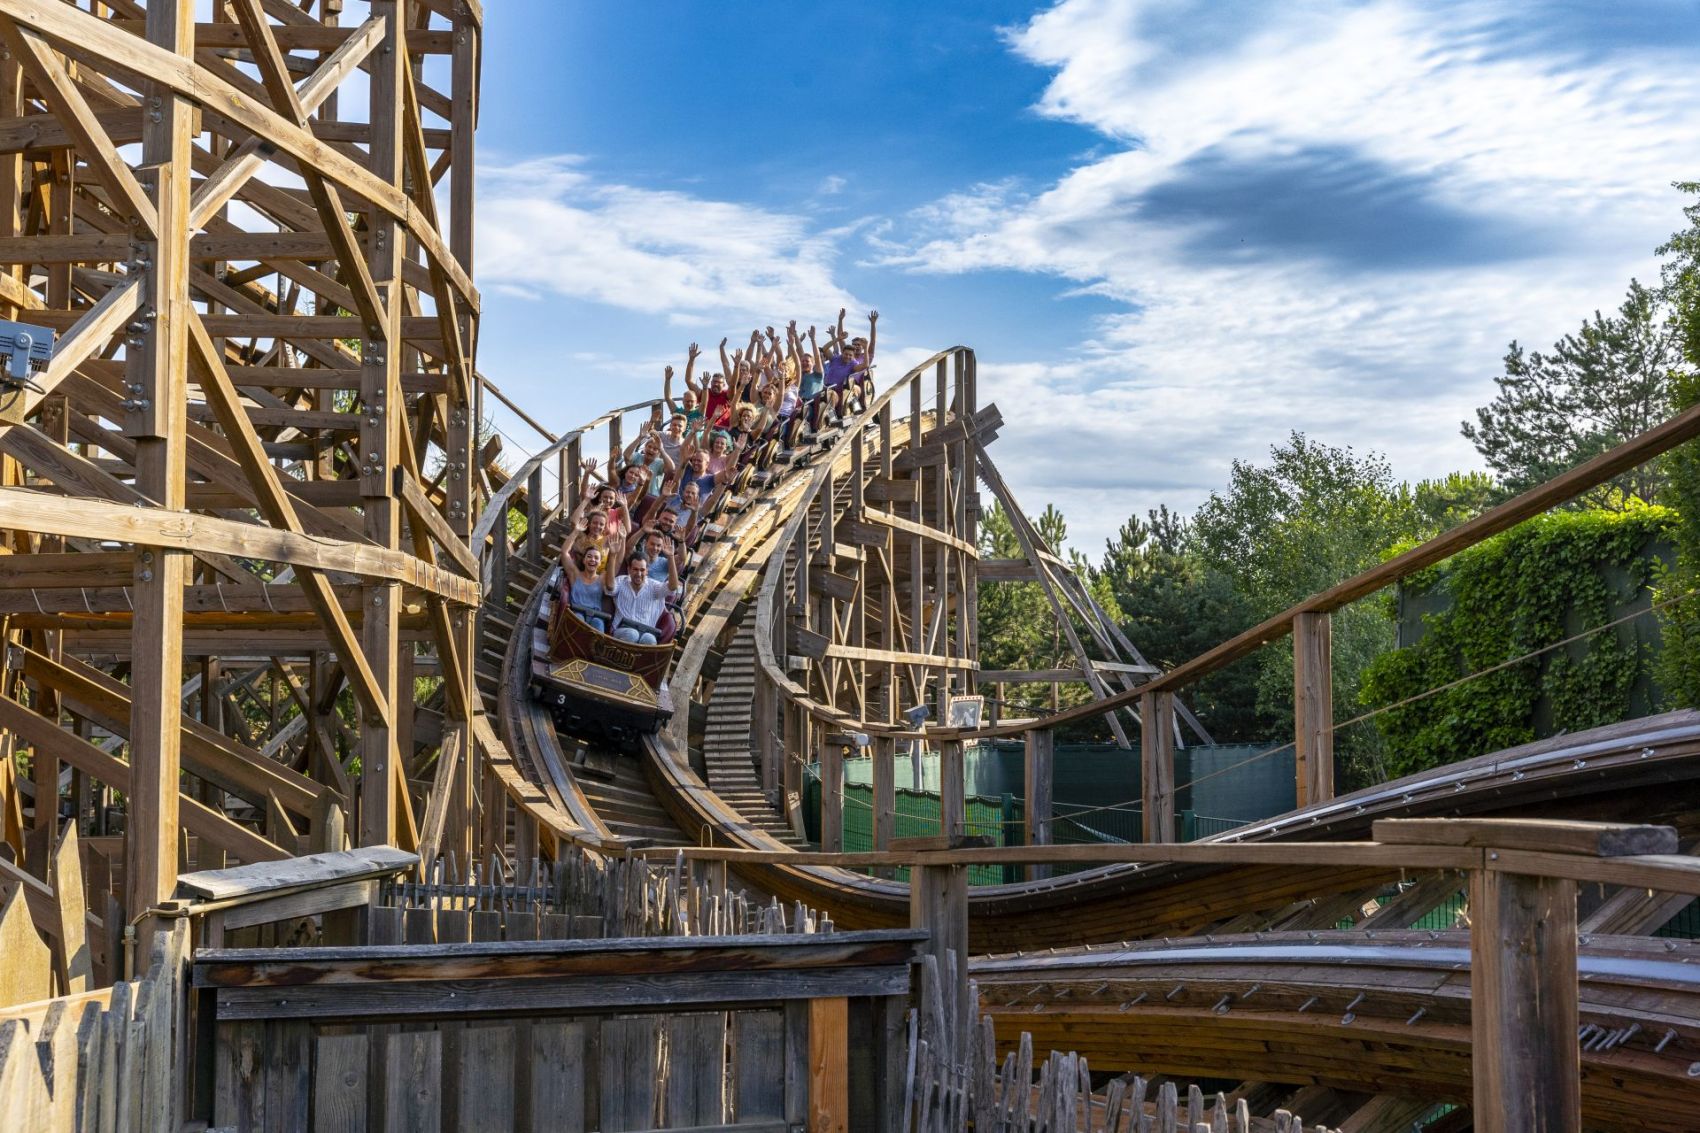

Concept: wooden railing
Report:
left=963, top=391, right=1700, bottom=843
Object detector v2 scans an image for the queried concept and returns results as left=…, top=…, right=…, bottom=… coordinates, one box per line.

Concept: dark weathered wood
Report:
left=1375, top=818, right=1678, bottom=858
left=214, top=965, right=913, bottom=1021
left=196, top=930, right=925, bottom=987
left=1470, top=868, right=1580, bottom=1133
left=529, top=1019, right=589, bottom=1133
left=599, top=1015, right=659, bottom=1131
left=732, top=1010, right=785, bottom=1121
left=384, top=1029, right=442, bottom=1133
left=312, top=1031, right=368, bottom=1133
left=665, top=1012, right=726, bottom=1126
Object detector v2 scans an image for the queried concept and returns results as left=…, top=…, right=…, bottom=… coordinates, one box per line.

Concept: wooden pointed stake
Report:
left=50, top=822, right=90, bottom=994
left=0, top=887, right=52, bottom=1007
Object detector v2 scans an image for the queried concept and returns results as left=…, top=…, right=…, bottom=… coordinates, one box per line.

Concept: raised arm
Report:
left=835, top=306, right=847, bottom=344
left=808, top=326, right=820, bottom=367
left=662, top=364, right=675, bottom=411
left=866, top=309, right=878, bottom=365
left=718, top=337, right=732, bottom=384
left=601, top=543, right=618, bottom=594
left=683, top=342, right=701, bottom=392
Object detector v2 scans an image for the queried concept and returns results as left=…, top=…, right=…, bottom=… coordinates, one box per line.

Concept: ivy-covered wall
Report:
left=1360, top=507, right=1676, bottom=779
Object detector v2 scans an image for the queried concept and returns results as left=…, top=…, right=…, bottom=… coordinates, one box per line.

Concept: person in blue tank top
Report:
left=560, top=544, right=609, bottom=633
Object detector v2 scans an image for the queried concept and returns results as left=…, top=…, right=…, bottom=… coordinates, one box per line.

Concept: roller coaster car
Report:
left=530, top=567, right=674, bottom=749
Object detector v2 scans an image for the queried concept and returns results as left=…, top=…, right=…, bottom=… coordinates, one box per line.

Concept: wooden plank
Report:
left=212, top=965, right=915, bottom=1021
left=457, top=1024, right=515, bottom=1132
left=52, top=823, right=91, bottom=994
left=0, top=887, right=51, bottom=1007
left=312, top=1031, right=369, bottom=1133
left=1025, top=729, right=1053, bottom=882
left=599, top=1015, right=659, bottom=1132
left=731, top=1010, right=785, bottom=1121
left=624, top=841, right=1481, bottom=869
left=175, top=847, right=417, bottom=902
left=529, top=1020, right=588, bottom=1133
left=384, top=1028, right=442, bottom=1133
left=808, top=568, right=859, bottom=604
left=1470, top=868, right=1579, bottom=1133
left=1293, top=610, right=1333, bottom=808
left=0, top=489, right=480, bottom=604
left=1141, top=691, right=1176, bottom=843
left=808, top=997, right=849, bottom=1133
left=665, top=1012, right=726, bottom=1126
left=976, top=558, right=1039, bottom=582
left=1374, top=818, right=1678, bottom=858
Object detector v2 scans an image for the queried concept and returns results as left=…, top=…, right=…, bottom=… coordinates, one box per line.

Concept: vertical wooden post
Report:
left=127, top=0, right=195, bottom=932
left=819, top=736, right=843, bottom=853
left=872, top=735, right=895, bottom=878
left=358, top=0, right=406, bottom=849
left=1470, top=868, right=1580, bottom=1133
left=607, top=414, right=622, bottom=474
left=937, top=737, right=964, bottom=842
left=1293, top=610, right=1334, bottom=807
left=807, top=997, right=849, bottom=1133
left=910, top=860, right=970, bottom=1066
left=525, top=465, right=543, bottom=560
left=1140, top=691, right=1175, bottom=843
left=756, top=676, right=778, bottom=799
left=1023, top=728, right=1053, bottom=881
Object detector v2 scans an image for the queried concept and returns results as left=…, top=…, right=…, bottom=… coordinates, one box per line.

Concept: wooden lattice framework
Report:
left=0, top=0, right=484, bottom=938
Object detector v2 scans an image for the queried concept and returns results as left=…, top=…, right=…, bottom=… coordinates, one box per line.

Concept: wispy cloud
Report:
left=875, top=0, right=1700, bottom=549
left=478, top=155, right=860, bottom=321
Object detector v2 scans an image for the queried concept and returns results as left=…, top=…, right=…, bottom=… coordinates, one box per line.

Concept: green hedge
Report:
left=1359, top=506, right=1674, bottom=779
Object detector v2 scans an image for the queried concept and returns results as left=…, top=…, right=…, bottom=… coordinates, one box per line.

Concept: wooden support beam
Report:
left=1293, top=609, right=1333, bottom=808
left=1024, top=728, right=1053, bottom=882
left=1470, top=867, right=1580, bottom=1133
left=1140, top=691, right=1175, bottom=843
left=0, top=488, right=479, bottom=604
left=818, top=734, right=843, bottom=854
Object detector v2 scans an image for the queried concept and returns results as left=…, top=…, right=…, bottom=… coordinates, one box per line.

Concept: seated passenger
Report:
left=561, top=545, right=609, bottom=632
left=566, top=509, right=611, bottom=565
left=607, top=548, right=677, bottom=646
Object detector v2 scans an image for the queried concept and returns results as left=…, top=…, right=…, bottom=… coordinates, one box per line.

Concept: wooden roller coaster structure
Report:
left=2, top=2, right=1700, bottom=1129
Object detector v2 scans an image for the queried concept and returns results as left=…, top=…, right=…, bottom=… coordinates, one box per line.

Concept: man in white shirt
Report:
left=606, top=549, right=677, bottom=645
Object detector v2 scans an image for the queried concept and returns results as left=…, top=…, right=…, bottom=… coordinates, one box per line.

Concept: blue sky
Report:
left=470, top=0, right=1700, bottom=552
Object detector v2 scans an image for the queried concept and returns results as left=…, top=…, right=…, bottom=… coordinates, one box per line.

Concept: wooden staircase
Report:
left=701, top=614, right=807, bottom=848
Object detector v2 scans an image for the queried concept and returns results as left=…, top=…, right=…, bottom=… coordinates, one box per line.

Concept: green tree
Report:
left=1095, top=506, right=1263, bottom=740
left=1462, top=280, right=1682, bottom=508
left=1412, top=470, right=1496, bottom=536
left=1655, top=183, right=1700, bottom=706
left=1192, top=433, right=1419, bottom=785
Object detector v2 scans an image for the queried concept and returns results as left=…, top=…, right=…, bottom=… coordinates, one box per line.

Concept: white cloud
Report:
left=477, top=155, right=860, bottom=321
left=877, top=0, right=1700, bottom=549
left=817, top=174, right=848, bottom=195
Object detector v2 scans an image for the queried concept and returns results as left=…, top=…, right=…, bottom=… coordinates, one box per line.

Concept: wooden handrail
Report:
left=468, top=395, right=664, bottom=550
left=969, top=391, right=1700, bottom=740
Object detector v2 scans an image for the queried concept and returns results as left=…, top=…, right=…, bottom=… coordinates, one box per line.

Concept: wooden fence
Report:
left=906, top=957, right=1339, bottom=1133
left=195, top=930, right=921, bottom=1132
left=371, top=847, right=836, bottom=944
left=0, top=920, right=190, bottom=1132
